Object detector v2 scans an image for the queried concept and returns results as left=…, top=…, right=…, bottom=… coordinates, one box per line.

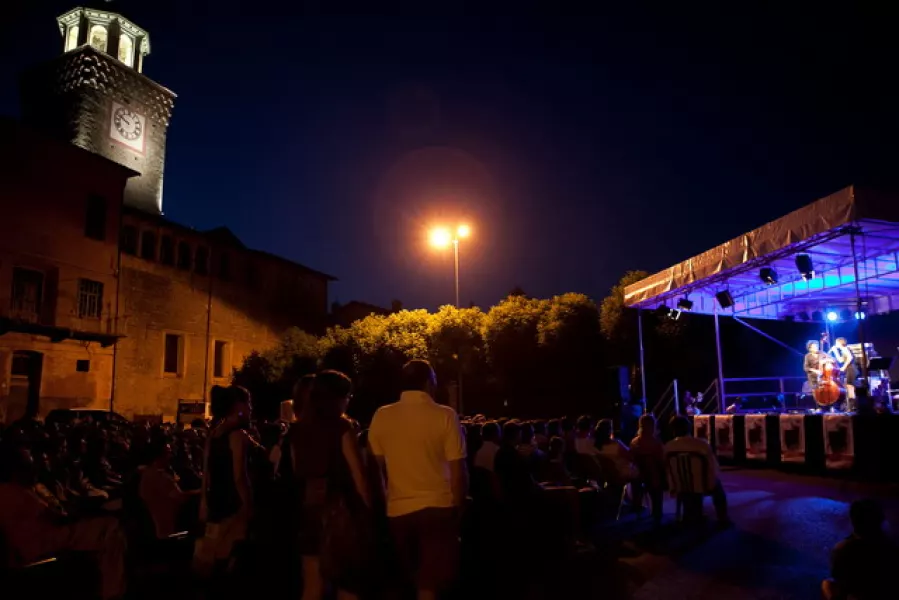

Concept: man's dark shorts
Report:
left=388, top=506, right=459, bottom=592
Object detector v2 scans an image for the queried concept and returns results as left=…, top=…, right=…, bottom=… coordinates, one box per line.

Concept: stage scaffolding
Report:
left=625, top=186, right=899, bottom=412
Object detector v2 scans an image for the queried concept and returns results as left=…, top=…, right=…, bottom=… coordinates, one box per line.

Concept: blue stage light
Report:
left=826, top=311, right=838, bottom=322
left=855, top=311, right=866, bottom=320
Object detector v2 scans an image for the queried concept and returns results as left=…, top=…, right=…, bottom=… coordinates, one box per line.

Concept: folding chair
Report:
left=665, top=451, right=712, bottom=522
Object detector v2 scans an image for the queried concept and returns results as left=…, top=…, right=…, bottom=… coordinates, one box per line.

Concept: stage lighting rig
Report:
left=676, top=298, right=694, bottom=311
left=759, top=267, right=778, bottom=285
left=795, top=254, right=815, bottom=281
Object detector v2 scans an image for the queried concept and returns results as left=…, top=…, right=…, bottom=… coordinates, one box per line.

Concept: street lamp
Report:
left=429, top=224, right=470, bottom=308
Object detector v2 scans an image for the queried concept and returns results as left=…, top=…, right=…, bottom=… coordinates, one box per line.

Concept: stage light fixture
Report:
left=855, top=311, right=867, bottom=320
left=797, top=311, right=810, bottom=322
left=715, top=290, right=734, bottom=309
left=840, top=309, right=852, bottom=321
left=759, top=267, right=778, bottom=285
left=826, top=311, right=838, bottom=322
left=811, top=311, right=823, bottom=322
left=795, top=254, right=815, bottom=280
left=676, top=298, right=694, bottom=311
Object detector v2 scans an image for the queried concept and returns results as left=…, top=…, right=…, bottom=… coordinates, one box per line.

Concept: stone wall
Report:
left=113, top=211, right=332, bottom=419
left=0, top=119, right=130, bottom=421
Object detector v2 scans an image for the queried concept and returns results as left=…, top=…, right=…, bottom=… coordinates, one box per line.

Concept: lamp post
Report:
left=429, top=224, right=470, bottom=308
left=429, top=224, right=471, bottom=416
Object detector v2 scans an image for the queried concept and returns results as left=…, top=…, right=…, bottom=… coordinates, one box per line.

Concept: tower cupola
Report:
left=57, top=3, right=150, bottom=73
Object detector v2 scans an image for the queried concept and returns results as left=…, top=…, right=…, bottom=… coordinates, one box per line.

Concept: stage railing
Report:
left=652, top=379, right=679, bottom=421
left=720, top=376, right=808, bottom=410
left=699, top=379, right=719, bottom=413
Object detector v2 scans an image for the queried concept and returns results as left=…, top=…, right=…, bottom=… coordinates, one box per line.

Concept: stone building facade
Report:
left=0, top=118, right=135, bottom=423
left=114, top=211, right=332, bottom=420
left=0, top=6, right=334, bottom=422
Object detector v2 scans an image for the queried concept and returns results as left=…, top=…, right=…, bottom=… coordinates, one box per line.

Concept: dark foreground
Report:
left=13, top=468, right=898, bottom=599
left=614, top=469, right=899, bottom=599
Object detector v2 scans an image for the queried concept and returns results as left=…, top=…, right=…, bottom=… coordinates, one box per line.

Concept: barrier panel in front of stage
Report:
left=690, top=413, right=899, bottom=480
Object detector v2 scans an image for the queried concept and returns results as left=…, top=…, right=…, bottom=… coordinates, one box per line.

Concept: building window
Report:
left=76, top=359, right=90, bottom=373
left=66, top=25, right=80, bottom=51
left=11, top=352, right=33, bottom=377
left=84, top=195, right=106, bottom=241
left=213, top=340, right=230, bottom=379
left=177, top=241, right=192, bottom=270
left=159, top=235, right=175, bottom=266
left=121, top=225, right=138, bottom=255
left=77, top=279, right=104, bottom=318
left=89, top=25, right=107, bottom=52
left=118, top=33, right=134, bottom=66
left=195, top=246, right=209, bottom=275
left=140, top=231, right=157, bottom=261
left=10, top=268, right=44, bottom=322
left=163, top=333, right=183, bottom=375
left=218, top=252, right=231, bottom=280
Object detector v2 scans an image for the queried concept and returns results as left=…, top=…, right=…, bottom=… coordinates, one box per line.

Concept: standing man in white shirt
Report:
left=368, top=360, right=468, bottom=600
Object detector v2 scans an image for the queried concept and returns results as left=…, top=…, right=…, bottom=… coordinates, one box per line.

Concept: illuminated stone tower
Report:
left=20, top=2, right=175, bottom=214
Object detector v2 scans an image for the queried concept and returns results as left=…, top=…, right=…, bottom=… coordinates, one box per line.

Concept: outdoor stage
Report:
left=692, top=412, right=899, bottom=480
left=625, top=185, right=899, bottom=430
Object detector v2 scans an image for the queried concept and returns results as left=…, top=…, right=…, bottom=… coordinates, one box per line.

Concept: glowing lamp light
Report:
left=826, top=311, right=839, bottom=322
left=457, top=224, right=471, bottom=238
left=429, top=227, right=452, bottom=248
left=855, top=311, right=867, bottom=320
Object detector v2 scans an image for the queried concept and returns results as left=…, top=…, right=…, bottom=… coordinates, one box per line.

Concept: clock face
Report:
left=113, top=107, right=142, bottom=140
left=108, top=101, right=145, bottom=153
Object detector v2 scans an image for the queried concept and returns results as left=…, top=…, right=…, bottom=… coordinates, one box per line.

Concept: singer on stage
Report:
left=830, top=337, right=857, bottom=410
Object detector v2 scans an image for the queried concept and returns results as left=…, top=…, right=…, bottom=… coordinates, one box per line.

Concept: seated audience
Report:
left=474, top=421, right=502, bottom=472
left=593, top=419, right=637, bottom=483
left=533, top=421, right=549, bottom=452
left=823, top=499, right=899, bottom=600
left=538, top=436, right=573, bottom=486
left=494, top=421, right=541, bottom=502
left=664, top=416, right=728, bottom=523
left=574, top=416, right=599, bottom=457
left=629, top=414, right=666, bottom=522
left=0, top=444, right=127, bottom=600
left=139, top=438, right=199, bottom=538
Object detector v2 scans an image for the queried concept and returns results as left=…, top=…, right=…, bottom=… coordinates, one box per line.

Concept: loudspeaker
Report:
left=715, top=290, right=734, bottom=308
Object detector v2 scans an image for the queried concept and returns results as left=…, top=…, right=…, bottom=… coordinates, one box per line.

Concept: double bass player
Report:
left=803, top=340, right=825, bottom=393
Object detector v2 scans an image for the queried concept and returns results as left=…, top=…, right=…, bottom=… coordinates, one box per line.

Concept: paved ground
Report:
left=610, top=468, right=899, bottom=599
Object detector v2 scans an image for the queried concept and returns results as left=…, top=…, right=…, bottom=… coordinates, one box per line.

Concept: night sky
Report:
left=2, top=2, right=896, bottom=311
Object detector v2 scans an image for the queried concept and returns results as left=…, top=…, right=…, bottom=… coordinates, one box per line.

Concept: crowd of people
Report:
left=0, top=358, right=892, bottom=600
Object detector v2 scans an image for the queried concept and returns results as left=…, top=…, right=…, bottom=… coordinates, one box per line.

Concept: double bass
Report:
left=814, top=332, right=844, bottom=407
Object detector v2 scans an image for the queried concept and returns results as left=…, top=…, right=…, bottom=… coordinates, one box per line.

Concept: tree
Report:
left=428, top=305, right=487, bottom=376
left=599, top=270, right=685, bottom=402
left=232, top=327, right=321, bottom=419
left=599, top=270, right=648, bottom=353
left=483, top=295, right=550, bottom=415
left=538, top=293, right=606, bottom=415
left=507, top=285, right=528, bottom=298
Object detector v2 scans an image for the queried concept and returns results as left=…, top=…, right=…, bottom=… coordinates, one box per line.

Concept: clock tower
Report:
left=20, top=2, right=175, bottom=214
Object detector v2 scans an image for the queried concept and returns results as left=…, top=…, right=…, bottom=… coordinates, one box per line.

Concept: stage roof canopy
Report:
left=624, top=186, right=899, bottom=321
